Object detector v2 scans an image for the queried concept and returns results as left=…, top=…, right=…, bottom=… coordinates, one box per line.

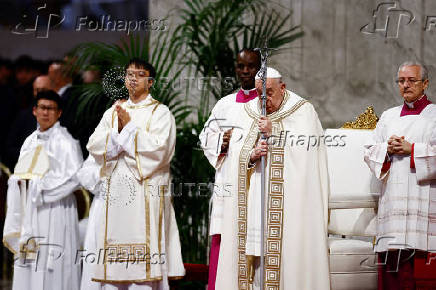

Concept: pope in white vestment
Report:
left=3, top=90, right=83, bottom=290
left=215, top=68, right=331, bottom=290
left=86, top=59, right=185, bottom=289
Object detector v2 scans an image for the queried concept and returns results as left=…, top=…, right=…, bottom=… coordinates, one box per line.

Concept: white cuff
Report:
left=118, top=122, right=138, bottom=157
left=105, top=129, right=122, bottom=160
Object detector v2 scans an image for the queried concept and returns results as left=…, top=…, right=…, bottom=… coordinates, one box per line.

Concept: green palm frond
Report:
left=175, top=0, right=304, bottom=127
left=69, top=31, right=190, bottom=124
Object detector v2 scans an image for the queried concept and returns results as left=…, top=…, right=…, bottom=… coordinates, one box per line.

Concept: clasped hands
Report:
left=387, top=135, right=412, bottom=156
left=115, top=100, right=131, bottom=133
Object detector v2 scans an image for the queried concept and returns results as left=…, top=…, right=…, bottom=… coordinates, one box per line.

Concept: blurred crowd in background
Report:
left=0, top=55, right=101, bottom=171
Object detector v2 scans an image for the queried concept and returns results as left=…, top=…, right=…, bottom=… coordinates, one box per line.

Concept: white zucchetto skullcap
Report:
left=255, top=67, right=282, bottom=80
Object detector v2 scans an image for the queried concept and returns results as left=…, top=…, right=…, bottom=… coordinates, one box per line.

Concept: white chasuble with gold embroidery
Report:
left=86, top=96, right=185, bottom=284
left=215, top=91, right=330, bottom=290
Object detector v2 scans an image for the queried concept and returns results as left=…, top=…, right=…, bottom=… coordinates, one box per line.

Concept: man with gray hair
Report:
left=215, top=67, right=331, bottom=289
left=364, top=61, right=436, bottom=289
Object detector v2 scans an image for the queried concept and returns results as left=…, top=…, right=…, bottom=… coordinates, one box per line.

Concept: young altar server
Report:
left=86, top=58, right=185, bottom=289
left=3, top=90, right=83, bottom=290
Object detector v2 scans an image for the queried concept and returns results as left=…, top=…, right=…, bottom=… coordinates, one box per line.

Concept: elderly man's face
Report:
left=398, top=65, right=429, bottom=103
left=33, top=76, right=51, bottom=97
left=48, top=63, right=62, bottom=87
left=256, top=78, right=286, bottom=114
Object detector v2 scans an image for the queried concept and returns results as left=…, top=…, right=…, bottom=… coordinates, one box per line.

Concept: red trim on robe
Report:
left=382, top=156, right=391, bottom=173
left=410, top=143, right=415, bottom=169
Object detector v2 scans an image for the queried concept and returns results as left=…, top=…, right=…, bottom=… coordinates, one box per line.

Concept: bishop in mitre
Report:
left=215, top=67, right=330, bottom=289
left=86, top=58, right=185, bottom=290
left=3, top=90, right=83, bottom=290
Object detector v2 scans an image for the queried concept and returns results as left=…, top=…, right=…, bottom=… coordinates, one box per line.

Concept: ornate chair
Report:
left=326, top=107, right=381, bottom=290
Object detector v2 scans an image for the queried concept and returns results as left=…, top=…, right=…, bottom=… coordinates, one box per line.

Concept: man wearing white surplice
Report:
left=86, top=58, right=185, bottom=290
left=364, top=61, right=436, bottom=289
left=199, top=48, right=261, bottom=289
left=215, top=67, right=330, bottom=289
left=3, top=90, right=82, bottom=290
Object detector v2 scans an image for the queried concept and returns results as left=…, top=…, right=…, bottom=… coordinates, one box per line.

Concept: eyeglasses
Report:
left=126, top=70, right=151, bottom=79
left=395, top=79, right=423, bottom=86
left=36, top=105, right=58, bottom=112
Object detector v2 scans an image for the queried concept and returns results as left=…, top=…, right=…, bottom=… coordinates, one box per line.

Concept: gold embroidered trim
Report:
left=246, top=91, right=308, bottom=123
left=237, top=121, right=259, bottom=289
left=125, top=99, right=160, bottom=110
left=134, top=101, right=160, bottom=181
left=92, top=276, right=163, bottom=284
left=15, top=145, right=44, bottom=180
left=146, top=103, right=160, bottom=132
left=101, top=133, right=110, bottom=178
left=3, top=233, right=20, bottom=255
left=264, top=121, right=285, bottom=289
left=168, top=275, right=185, bottom=280
left=135, top=132, right=144, bottom=180
left=105, top=243, right=155, bottom=263
left=239, top=103, right=303, bottom=289
left=145, top=179, right=151, bottom=279
left=28, top=145, right=42, bottom=174
left=103, top=173, right=112, bottom=279
left=158, top=185, right=165, bottom=255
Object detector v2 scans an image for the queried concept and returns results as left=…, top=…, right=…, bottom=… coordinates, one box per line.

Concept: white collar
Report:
left=127, top=94, right=151, bottom=106
left=57, top=83, right=72, bottom=96
left=36, top=121, right=59, bottom=139
left=241, top=87, right=256, bottom=95
left=405, top=94, right=425, bottom=108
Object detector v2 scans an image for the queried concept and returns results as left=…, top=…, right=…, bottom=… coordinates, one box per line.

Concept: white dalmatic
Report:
left=86, top=96, right=185, bottom=288
left=364, top=104, right=436, bottom=252
left=77, top=155, right=104, bottom=290
left=3, top=122, right=83, bottom=290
